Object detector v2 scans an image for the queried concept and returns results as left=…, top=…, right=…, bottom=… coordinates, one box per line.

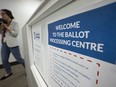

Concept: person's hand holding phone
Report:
left=0, top=18, right=8, bottom=29
left=0, top=21, right=8, bottom=30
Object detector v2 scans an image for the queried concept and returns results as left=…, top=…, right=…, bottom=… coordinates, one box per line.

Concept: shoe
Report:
left=0, top=73, right=13, bottom=80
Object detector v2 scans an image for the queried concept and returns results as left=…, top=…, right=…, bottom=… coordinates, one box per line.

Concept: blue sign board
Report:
left=48, top=3, right=116, bottom=64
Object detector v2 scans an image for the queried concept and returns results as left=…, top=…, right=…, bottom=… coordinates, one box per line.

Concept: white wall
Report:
left=23, top=0, right=116, bottom=87
left=0, top=0, right=42, bottom=64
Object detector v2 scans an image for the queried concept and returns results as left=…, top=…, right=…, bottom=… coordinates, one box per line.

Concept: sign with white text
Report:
left=48, top=3, right=116, bottom=64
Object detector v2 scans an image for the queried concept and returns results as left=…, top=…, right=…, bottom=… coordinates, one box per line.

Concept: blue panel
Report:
left=48, top=3, right=116, bottom=64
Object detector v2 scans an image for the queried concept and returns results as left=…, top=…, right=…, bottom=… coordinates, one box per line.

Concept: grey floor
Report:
left=0, top=64, right=28, bottom=87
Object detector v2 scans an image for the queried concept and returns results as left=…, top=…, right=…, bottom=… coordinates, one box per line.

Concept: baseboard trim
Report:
left=0, top=61, right=19, bottom=69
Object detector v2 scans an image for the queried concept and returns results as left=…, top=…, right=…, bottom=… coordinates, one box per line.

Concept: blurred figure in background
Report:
left=0, top=9, right=25, bottom=80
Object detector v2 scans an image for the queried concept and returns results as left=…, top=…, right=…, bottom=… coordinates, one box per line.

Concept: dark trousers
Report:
left=1, top=43, right=25, bottom=74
